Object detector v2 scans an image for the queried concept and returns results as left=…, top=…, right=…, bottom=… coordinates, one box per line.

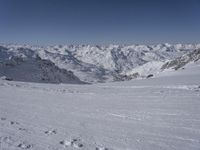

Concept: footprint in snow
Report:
left=1, top=118, right=29, bottom=133
left=1, top=136, right=33, bottom=149
left=96, top=146, right=109, bottom=150
left=44, top=129, right=57, bottom=135
left=0, top=117, right=6, bottom=121
left=18, top=127, right=29, bottom=132
left=10, top=121, right=20, bottom=125
left=60, top=138, right=83, bottom=148
left=17, top=142, right=33, bottom=149
left=0, top=117, right=19, bottom=125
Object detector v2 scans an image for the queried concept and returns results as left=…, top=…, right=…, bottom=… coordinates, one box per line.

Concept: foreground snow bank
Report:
left=0, top=62, right=200, bottom=150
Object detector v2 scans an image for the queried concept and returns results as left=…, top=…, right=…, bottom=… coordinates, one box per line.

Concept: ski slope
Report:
left=0, top=61, right=200, bottom=150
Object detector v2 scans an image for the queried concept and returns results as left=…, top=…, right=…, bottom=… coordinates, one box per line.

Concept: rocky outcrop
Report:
left=161, top=49, right=200, bottom=70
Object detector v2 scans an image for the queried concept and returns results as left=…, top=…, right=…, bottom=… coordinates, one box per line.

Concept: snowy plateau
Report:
left=0, top=43, right=200, bottom=150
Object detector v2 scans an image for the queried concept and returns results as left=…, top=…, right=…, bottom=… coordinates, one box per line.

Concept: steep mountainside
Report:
left=0, top=46, right=84, bottom=84
left=161, top=48, right=200, bottom=70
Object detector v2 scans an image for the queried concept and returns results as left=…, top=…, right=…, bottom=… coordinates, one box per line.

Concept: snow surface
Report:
left=1, top=60, right=200, bottom=150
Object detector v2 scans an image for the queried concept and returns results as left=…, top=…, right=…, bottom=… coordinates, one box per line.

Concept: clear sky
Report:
left=0, top=0, right=200, bottom=45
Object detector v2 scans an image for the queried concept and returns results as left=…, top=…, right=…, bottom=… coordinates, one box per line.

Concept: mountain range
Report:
left=0, top=43, right=200, bottom=83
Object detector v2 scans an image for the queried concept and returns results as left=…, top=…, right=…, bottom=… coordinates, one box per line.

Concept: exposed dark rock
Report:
left=161, top=49, right=200, bottom=70
left=146, top=74, right=153, bottom=78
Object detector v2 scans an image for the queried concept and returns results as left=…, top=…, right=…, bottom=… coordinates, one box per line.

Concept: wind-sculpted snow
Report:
left=0, top=43, right=200, bottom=83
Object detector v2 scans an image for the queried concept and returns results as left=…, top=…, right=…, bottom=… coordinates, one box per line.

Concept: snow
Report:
left=125, top=61, right=164, bottom=77
left=1, top=60, right=200, bottom=150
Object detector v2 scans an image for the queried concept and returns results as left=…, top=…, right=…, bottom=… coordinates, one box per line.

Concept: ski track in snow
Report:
left=0, top=65, right=200, bottom=150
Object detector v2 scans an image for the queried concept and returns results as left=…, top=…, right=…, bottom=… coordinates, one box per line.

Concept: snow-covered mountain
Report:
left=161, top=48, right=200, bottom=70
left=0, top=43, right=200, bottom=83
left=0, top=46, right=84, bottom=84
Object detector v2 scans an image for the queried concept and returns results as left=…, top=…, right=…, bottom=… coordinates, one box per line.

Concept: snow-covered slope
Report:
left=0, top=58, right=200, bottom=150
left=1, top=43, right=200, bottom=83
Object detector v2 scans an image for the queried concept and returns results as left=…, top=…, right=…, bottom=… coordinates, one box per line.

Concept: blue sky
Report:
left=0, top=0, right=200, bottom=45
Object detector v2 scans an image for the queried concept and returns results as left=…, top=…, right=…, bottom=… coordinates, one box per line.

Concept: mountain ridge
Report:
left=0, top=43, right=200, bottom=83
